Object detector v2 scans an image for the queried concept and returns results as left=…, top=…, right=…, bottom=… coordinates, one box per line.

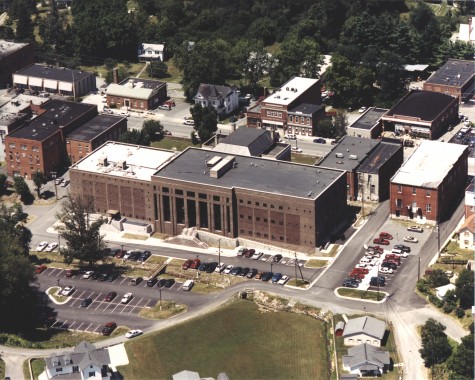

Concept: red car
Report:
left=182, top=259, right=193, bottom=270
left=65, top=269, right=75, bottom=277
left=164, top=100, right=176, bottom=107
left=190, top=258, right=201, bottom=269
left=379, top=232, right=393, bottom=240
left=102, top=322, right=117, bottom=336
left=373, top=237, right=390, bottom=245
left=105, top=291, right=117, bottom=302
left=115, top=250, right=125, bottom=259
left=35, top=264, right=47, bottom=274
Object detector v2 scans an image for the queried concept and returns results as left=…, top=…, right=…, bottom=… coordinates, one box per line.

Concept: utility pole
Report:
left=51, top=171, right=58, bottom=200
left=218, top=238, right=221, bottom=266
left=417, top=257, right=421, bottom=280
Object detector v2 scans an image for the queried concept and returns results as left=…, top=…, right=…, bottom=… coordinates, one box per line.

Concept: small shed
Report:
left=335, top=321, right=345, bottom=336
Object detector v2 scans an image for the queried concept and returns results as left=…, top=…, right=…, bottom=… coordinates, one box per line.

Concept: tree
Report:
left=14, top=0, right=34, bottom=42
left=32, top=170, right=48, bottom=198
left=447, top=333, right=474, bottom=379
left=333, top=110, right=348, bottom=137
left=190, top=104, right=218, bottom=143
left=455, top=269, right=474, bottom=309
left=0, top=202, right=31, bottom=256
left=38, top=0, right=67, bottom=51
left=56, top=194, right=106, bottom=267
left=13, top=176, right=33, bottom=204
left=426, top=269, right=450, bottom=288
left=0, top=173, right=7, bottom=194
left=142, top=120, right=164, bottom=142
left=105, top=65, right=128, bottom=85
left=149, top=61, right=168, bottom=79
left=419, top=318, right=452, bottom=368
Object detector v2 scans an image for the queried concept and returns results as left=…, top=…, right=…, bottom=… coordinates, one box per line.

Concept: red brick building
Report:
left=66, top=115, right=127, bottom=164
left=246, top=76, right=322, bottom=136
left=0, top=40, right=34, bottom=89
left=390, top=141, right=468, bottom=224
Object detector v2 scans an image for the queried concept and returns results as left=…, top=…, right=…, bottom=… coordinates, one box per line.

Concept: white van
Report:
left=182, top=279, right=194, bottom=291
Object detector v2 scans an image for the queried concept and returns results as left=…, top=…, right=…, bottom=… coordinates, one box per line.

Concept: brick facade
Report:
left=0, top=41, right=34, bottom=89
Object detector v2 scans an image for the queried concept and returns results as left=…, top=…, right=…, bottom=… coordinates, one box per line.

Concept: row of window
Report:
left=239, top=215, right=285, bottom=225
left=397, top=185, right=431, bottom=197
left=9, top=143, right=40, bottom=152
left=288, top=115, right=311, bottom=124
left=395, top=199, right=431, bottom=212
left=265, top=110, right=283, bottom=118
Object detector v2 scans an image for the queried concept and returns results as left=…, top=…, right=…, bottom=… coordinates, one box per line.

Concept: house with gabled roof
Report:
left=342, top=343, right=390, bottom=377
left=458, top=214, right=474, bottom=250
left=193, top=83, right=239, bottom=117
left=138, top=42, right=165, bottom=62
left=343, top=316, right=386, bottom=347
left=40, top=341, right=111, bottom=380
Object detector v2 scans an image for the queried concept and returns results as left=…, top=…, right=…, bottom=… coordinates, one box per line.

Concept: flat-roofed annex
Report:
left=71, top=141, right=176, bottom=181
left=263, top=77, right=319, bottom=106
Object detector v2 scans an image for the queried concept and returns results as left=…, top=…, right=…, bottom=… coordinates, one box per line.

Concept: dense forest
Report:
left=0, top=0, right=474, bottom=106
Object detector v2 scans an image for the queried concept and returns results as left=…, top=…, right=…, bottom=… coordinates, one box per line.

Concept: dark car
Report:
left=65, top=269, right=75, bottom=277
left=373, top=237, right=390, bottom=245
left=157, top=279, right=167, bottom=288
left=239, top=267, right=250, bottom=277
left=102, top=247, right=112, bottom=256
left=313, top=138, right=326, bottom=144
left=272, top=254, right=283, bottom=263
left=244, top=249, right=255, bottom=258
left=115, top=250, right=125, bottom=259
left=81, top=298, right=92, bottom=307
left=164, top=279, right=175, bottom=288
left=370, top=276, right=386, bottom=286
left=261, top=272, right=273, bottom=282
left=105, top=291, right=117, bottom=302
left=91, top=272, right=101, bottom=280
left=147, top=278, right=158, bottom=287
left=230, top=267, right=242, bottom=276
left=198, top=263, right=209, bottom=272
left=129, top=252, right=141, bottom=261
left=102, top=322, right=117, bottom=336
left=342, top=279, right=359, bottom=288
left=190, top=258, right=201, bottom=269
left=381, top=262, right=397, bottom=270
left=206, top=262, right=218, bottom=273
left=182, top=259, right=193, bottom=270
left=271, top=273, right=283, bottom=283
left=107, top=273, right=117, bottom=282
left=35, top=264, right=48, bottom=274
left=246, top=268, right=258, bottom=279
left=394, top=244, right=411, bottom=253
left=138, top=251, right=151, bottom=262
left=98, top=273, right=108, bottom=281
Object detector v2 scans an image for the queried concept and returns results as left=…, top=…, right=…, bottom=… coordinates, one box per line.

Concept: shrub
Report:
left=443, top=302, right=455, bottom=314
left=455, top=308, right=465, bottom=318
left=417, top=279, right=429, bottom=293
left=428, top=294, right=444, bottom=308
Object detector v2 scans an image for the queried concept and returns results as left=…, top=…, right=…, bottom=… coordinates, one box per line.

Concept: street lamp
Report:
left=51, top=171, right=58, bottom=200
left=218, top=238, right=222, bottom=267
left=159, top=287, right=162, bottom=306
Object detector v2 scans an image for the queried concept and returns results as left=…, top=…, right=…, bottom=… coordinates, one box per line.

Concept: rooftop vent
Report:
left=335, top=153, right=344, bottom=158
left=118, top=160, right=127, bottom=169
left=349, top=155, right=358, bottom=160
left=206, top=156, right=222, bottom=167
left=98, top=156, right=108, bottom=166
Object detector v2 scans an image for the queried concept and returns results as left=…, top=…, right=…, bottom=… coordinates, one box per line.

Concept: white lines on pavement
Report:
left=119, top=276, right=129, bottom=285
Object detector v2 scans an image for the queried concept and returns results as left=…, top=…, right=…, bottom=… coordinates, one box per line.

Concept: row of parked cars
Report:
left=372, top=226, right=423, bottom=246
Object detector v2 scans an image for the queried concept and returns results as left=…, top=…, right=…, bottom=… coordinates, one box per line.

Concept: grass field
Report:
left=0, top=359, right=4, bottom=379
left=151, top=138, right=198, bottom=151
left=337, top=288, right=387, bottom=301
left=292, top=154, right=319, bottom=165
left=305, top=259, right=330, bottom=268
left=23, top=358, right=45, bottom=380
left=119, top=299, right=331, bottom=380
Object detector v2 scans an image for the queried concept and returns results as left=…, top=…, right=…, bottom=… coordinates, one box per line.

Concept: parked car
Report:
left=159, top=104, right=171, bottom=111
left=379, top=267, right=393, bottom=274
left=206, top=262, right=218, bottom=273
left=236, top=247, right=248, bottom=257
left=82, top=270, right=94, bottom=279
left=255, top=271, right=264, bottom=280
left=182, top=259, right=193, bottom=270
left=183, top=119, right=194, bottom=125
left=239, top=267, right=250, bottom=277
left=230, top=267, right=242, bottom=276
left=261, top=272, right=273, bottom=282
left=107, top=273, right=117, bottom=282
left=198, top=263, right=209, bottom=272
left=81, top=298, right=92, bottom=307
left=223, top=265, right=234, bottom=274
left=215, top=262, right=226, bottom=273
left=102, top=322, right=117, bottom=336
left=35, top=264, right=48, bottom=274
left=291, top=147, right=303, bottom=153
left=251, top=251, right=263, bottom=260
left=190, top=258, right=201, bottom=269
left=157, top=279, right=167, bottom=288
left=370, top=276, right=386, bottom=286
left=379, top=232, right=393, bottom=240
left=394, top=244, right=411, bottom=253
left=381, top=262, right=397, bottom=270
left=313, top=138, right=326, bottom=144
left=98, top=273, right=108, bottom=281
left=125, top=329, right=143, bottom=339
left=407, top=226, right=424, bottom=233
left=244, top=249, right=255, bottom=258
left=147, top=278, right=157, bottom=287
left=246, top=268, right=258, bottom=279
left=164, top=100, right=176, bottom=107
left=54, top=177, right=63, bottom=185
left=277, top=275, right=289, bottom=285
left=121, top=292, right=133, bottom=304
left=114, top=250, right=125, bottom=259
left=271, top=273, right=283, bottom=283
left=272, top=254, right=283, bottom=263
left=61, top=286, right=75, bottom=296
left=60, top=180, right=70, bottom=187
left=36, top=241, right=48, bottom=251
left=373, top=237, right=390, bottom=245
left=65, top=269, right=75, bottom=277
left=164, top=279, right=175, bottom=288
left=105, top=291, right=117, bottom=302
left=342, top=279, right=359, bottom=288
left=403, top=236, right=418, bottom=243
left=358, top=107, right=367, bottom=113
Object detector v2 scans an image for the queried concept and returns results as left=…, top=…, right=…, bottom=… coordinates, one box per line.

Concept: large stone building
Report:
left=381, top=90, right=459, bottom=140
left=390, top=141, right=468, bottom=224
left=12, top=64, right=96, bottom=98
left=0, top=40, right=34, bottom=89
left=423, top=59, right=474, bottom=102
left=246, top=76, right=322, bottom=136
left=105, top=77, right=167, bottom=111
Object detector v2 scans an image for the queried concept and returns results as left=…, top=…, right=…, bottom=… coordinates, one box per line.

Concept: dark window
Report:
left=240, top=214, right=244, bottom=219
left=187, top=199, right=196, bottom=226
left=264, top=218, right=268, bottom=222
left=239, top=199, right=243, bottom=203
left=214, top=204, right=222, bottom=230
left=279, top=206, right=283, bottom=210
left=247, top=200, right=251, bottom=205
left=175, top=189, right=183, bottom=195
left=187, top=191, right=195, bottom=197
left=264, top=233, right=268, bottom=238
left=271, top=220, right=275, bottom=224
left=162, top=187, right=169, bottom=193
left=199, top=193, right=207, bottom=199
left=163, top=195, right=170, bottom=222
left=248, top=216, right=252, bottom=220
left=256, top=217, right=260, bottom=221
left=213, top=195, right=220, bottom=201
left=199, top=201, right=208, bottom=228
left=255, top=202, right=259, bottom=206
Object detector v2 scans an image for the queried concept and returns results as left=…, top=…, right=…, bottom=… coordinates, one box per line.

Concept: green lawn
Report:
left=337, top=288, right=387, bottom=301
left=119, top=299, right=331, bottom=380
left=24, top=358, right=45, bottom=380
left=0, top=359, right=4, bottom=379
left=292, top=154, right=319, bottom=165
left=151, top=138, right=198, bottom=152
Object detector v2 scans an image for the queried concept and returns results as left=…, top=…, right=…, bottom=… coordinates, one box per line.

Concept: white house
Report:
left=458, top=214, right=474, bottom=250
left=193, top=83, right=239, bottom=117
left=138, top=43, right=165, bottom=62
left=343, top=316, right=386, bottom=347
left=342, top=343, right=390, bottom=377
left=457, top=17, right=475, bottom=45
left=39, top=341, right=111, bottom=380
left=435, top=283, right=457, bottom=300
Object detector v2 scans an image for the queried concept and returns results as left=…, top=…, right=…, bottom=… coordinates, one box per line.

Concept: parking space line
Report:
left=58, top=320, right=68, bottom=329
left=92, top=324, right=101, bottom=334
left=175, top=283, right=183, bottom=291
left=69, top=321, right=76, bottom=330
left=84, top=323, right=93, bottom=332
left=128, top=298, right=144, bottom=314
left=119, top=276, right=128, bottom=285
left=47, top=268, right=59, bottom=276
left=56, top=269, right=65, bottom=276
left=75, top=322, right=84, bottom=331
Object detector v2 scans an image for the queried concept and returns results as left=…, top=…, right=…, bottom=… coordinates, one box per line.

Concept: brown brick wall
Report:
left=0, top=43, right=34, bottom=88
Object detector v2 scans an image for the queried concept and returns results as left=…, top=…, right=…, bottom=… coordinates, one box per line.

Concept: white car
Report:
left=403, top=236, right=418, bottom=243
left=54, top=177, right=63, bottom=185
left=36, top=241, right=48, bottom=251
left=407, top=226, right=423, bottom=233
left=379, top=267, right=393, bottom=274
left=251, top=251, right=263, bottom=260
left=291, top=147, right=302, bottom=153
left=125, top=329, right=143, bottom=339
left=60, top=180, right=70, bottom=187
left=277, top=275, right=289, bottom=285
left=183, top=119, right=194, bottom=126
left=45, top=242, right=58, bottom=252
left=123, top=250, right=133, bottom=260
left=215, top=262, right=226, bottom=273
left=82, top=271, right=94, bottom=279
left=358, top=107, right=367, bottom=113
left=60, top=285, right=75, bottom=296
left=395, top=251, right=409, bottom=258
left=223, top=265, right=234, bottom=274
left=121, top=292, right=133, bottom=304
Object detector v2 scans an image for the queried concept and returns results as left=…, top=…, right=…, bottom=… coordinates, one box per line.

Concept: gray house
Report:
left=343, top=316, right=386, bottom=347
left=342, top=343, right=390, bottom=377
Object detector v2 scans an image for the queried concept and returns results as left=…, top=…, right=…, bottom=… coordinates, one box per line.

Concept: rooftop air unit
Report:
left=349, top=155, right=358, bottom=160
left=335, top=153, right=344, bottom=158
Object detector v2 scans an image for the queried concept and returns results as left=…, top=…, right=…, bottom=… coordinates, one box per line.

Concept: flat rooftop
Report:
left=15, top=64, right=93, bottom=82
left=0, top=94, right=48, bottom=114
left=71, top=142, right=176, bottom=181
left=8, top=100, right=96, bottom=141
left=66, top=114, right=125, bottom=142
left=384, top=91, right=455, bottom=122
left=154, top=147, right=345, bottom=199
left=357, top=140, right=401, bottom=174
left=392, top=140, right=467, bottom=188
left=318, top=136, right=379, bottom=171
left=215, top=127, right=274, bottom=156
left=349, top=107, right=388, bottom=130
left=0, top=40, right=29, bottom=59
left=425, top=59, right=474, bottom=87
left=263, top=77, right=319, bottom=106
left=288, top=103, right=323, bottom=116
